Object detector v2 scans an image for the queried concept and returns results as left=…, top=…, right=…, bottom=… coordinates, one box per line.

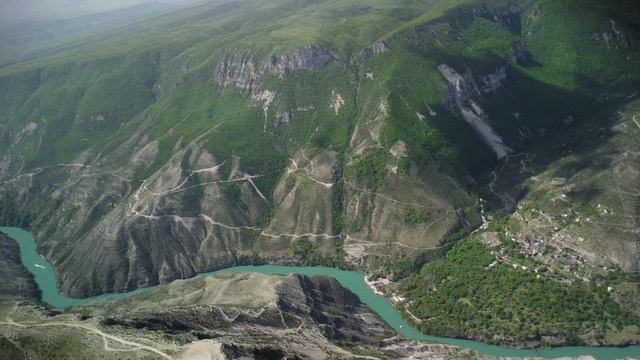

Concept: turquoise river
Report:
left=1, top=227, right=639, bottom=360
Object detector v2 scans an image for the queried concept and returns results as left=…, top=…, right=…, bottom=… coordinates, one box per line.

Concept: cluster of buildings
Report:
left=365, top=275, right=391, bottom=296
left=510, top=233, right=546, bottom=256
left=365, top=275, right=407, bottom=304
left=549, top=248, right=587, bottom=268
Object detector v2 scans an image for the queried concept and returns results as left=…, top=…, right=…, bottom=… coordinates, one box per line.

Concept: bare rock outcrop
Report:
left=215, top=44, right=334, bottom=90
left=266, top=43, right=334, bottom=79
left=438, top=64, right=511, bottom=159
left=215, top=51, right=264, bottom=91
left=361, top=40, right=390, bottom=59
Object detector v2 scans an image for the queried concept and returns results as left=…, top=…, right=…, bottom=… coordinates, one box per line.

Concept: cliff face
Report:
left=214, top=44, right=334, bottom=91
left=0, top=233, right=40, bottom=301
left=214, top=51, right=264, bottom=91
left=266, top=44, right=334, bottom=79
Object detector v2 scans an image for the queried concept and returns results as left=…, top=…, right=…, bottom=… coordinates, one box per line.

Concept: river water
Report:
left=1, top=226, right=639, bottom=360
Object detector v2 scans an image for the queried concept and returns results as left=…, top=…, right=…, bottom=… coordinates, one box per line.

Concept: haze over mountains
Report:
left=0, top=0, right=639, bottom=358
left=0, top=0, right=193, bottom=24
left=0, top=0, right=208, bottom=66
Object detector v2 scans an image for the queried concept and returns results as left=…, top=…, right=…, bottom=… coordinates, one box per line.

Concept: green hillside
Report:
left=0, top=0, right=638, bottom=347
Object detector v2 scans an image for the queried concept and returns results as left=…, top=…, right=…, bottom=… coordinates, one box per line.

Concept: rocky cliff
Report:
left=0, top=233, right=40, bottom=301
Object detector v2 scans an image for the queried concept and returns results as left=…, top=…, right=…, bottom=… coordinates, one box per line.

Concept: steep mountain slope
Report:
left=0, top=233, right=39, bottom=301
left=0, top=273, right=488, bottom=359
left=0, top=0, right=638, bottom=313
left=0, top=0, right=474, bottom=297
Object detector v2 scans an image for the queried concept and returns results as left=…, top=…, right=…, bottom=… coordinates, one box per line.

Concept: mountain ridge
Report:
left=0, top=0, right=639, bottom=348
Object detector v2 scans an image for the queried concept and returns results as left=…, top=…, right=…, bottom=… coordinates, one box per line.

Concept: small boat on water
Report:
left=34, top=264, right=45, bottom=269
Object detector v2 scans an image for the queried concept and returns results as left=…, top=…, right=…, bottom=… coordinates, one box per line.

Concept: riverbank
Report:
left=399, top=237, right=640, bottom=351
left=2, top=227, right=640, bottom=359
